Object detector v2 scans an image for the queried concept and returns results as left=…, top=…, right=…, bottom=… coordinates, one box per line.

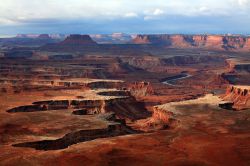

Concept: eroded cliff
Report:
left=222, top=85, right=250, bottom=110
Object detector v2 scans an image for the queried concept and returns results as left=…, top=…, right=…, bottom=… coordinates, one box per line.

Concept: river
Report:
left=162, top=73, right=192, bottom=86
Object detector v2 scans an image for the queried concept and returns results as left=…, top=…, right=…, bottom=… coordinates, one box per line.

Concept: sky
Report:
left=0, top=0, right=250, bottom=35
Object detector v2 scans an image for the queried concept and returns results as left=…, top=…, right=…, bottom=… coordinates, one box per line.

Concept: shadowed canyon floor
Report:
left=0, top=34, right=250, bottom=166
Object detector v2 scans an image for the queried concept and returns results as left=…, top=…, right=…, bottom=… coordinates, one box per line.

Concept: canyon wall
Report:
left=132, top=34, right=250, bottom=51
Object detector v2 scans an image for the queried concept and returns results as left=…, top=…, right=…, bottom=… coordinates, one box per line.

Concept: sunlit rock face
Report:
left=243, top=38, right=250, bottom=51
left=223, top=85, right=250, bottom=110
left=170, top=35, right=193, bottom=48
left=205, top=35, right=224, bottom=49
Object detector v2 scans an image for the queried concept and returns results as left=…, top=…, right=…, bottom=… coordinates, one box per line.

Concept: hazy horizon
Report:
left=1, top=32, right=250, bottom=38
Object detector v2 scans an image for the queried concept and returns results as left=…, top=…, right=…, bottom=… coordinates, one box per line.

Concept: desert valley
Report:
left=0, top=33, right=249, bottom=165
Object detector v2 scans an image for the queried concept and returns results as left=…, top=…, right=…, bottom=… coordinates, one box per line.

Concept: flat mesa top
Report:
left=45, top=89, right=129, bottom=101
left=156, top=94, right=227, bottom=114
left=232, top=85, right=250, bottom=90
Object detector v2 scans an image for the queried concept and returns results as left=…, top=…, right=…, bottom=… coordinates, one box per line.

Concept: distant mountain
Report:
left=16, top=34, right=67, bottom=40
left=0, top=34, right=66, bottom=47
left=41, top=34, right=98, bottom=52
left=60, top=34, right=97, bottom=45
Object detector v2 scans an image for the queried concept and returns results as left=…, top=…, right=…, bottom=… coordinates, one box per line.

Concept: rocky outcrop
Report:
left=60, top=34, right=97, bottom=45
left=128, top=82, right=154, bottom=97
left=132, top=35, right=150, bottom=44
left=42, top=34, right=98, bottom=52
left=133, top=106, right=176, bottom=132
left=151, top=107, right=172, bottom=124
left=222, top=85, right=250, bottom=110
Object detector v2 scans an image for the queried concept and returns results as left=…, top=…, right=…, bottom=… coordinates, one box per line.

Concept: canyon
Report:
left=0, top=34, right=250, bottom=166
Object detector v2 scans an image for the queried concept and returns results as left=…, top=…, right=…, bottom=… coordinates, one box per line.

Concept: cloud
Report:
left=0, top=18, right=16, bottom=25
left=0, top=0, right=249, bottom=34
left=199, top=6, right=209, bottom=13
left=124, top=12, right=138, bottom=18
left=1, top=0, right=249, bottom=25
left=238, top=0, right=249, bottom=6
left=153, top=9, right=164, bottom=16
left=143, top=8, right=165, bottom=20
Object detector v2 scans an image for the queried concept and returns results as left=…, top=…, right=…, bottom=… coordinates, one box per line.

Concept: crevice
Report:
left=13, top=123, right=139, bottom=151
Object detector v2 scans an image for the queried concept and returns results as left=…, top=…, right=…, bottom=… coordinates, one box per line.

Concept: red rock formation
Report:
left=170, top=35, right=192, bottom=48
left=60, top=34, right=97, bottom=45
left=42, top=34, right=98, bottom=51
left=132, top=106, right=175, bottom=131
left=132, top=34, right=171, bottom=45
left=193, top=35, right=207, bottom=47
left=223, top=85, right=250, bottom=110
left=132, top=35, right=150, bottom=44
left=128, top=81, right=154, bottom=97
left=205, top=35, right=223, bottom=49
left=132, top=34, right=250, bottom=52
left=224, top=36, right=246, bottom=49
left=151, top=106, right=171, bottom=124
left=243, top=38, right=250, bottom=51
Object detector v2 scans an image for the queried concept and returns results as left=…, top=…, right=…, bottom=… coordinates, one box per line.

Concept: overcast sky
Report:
left=0, top=0, right=250, bottom=35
